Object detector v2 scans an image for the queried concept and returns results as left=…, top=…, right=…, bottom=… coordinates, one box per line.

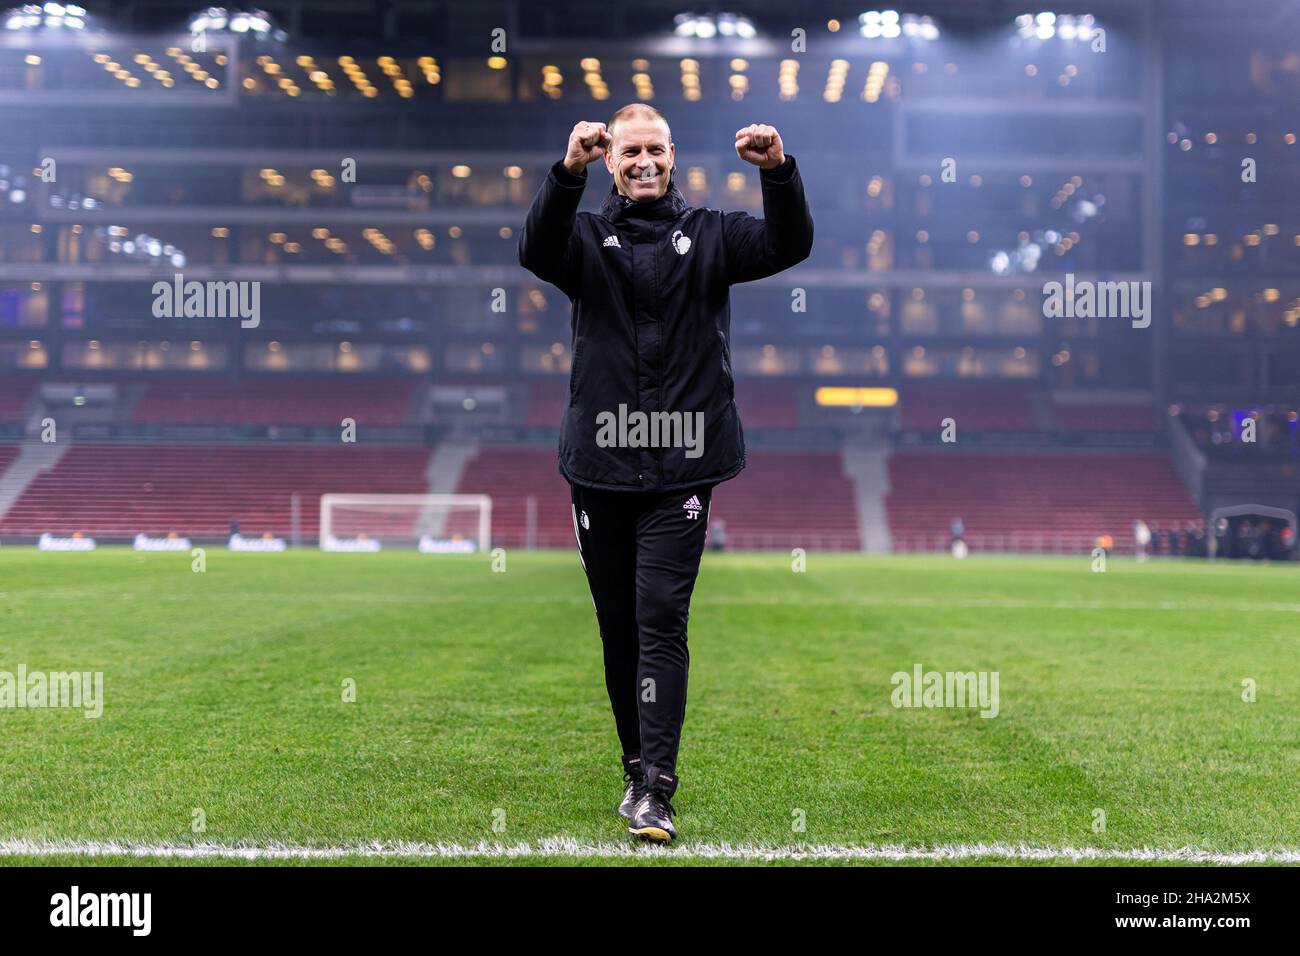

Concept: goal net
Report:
left=318, top=494, right=492, bottom=553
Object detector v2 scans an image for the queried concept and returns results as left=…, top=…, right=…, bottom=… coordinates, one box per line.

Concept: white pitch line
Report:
left=5, top=590, right=1300, bottom=615
left=0, top=839, right=1296, bottom=864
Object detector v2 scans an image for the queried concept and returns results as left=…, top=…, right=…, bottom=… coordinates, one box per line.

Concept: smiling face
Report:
left=604, top=113, right=675, bottom=202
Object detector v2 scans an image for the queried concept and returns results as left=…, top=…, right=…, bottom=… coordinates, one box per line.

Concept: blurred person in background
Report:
left=1215, top=517, right=1231, bottom=558
left=708, top=518, right=727, bottom=552
left=1238, top=519, right=1261, bottom=560
left=1133, top=518, right=1151, bottom=562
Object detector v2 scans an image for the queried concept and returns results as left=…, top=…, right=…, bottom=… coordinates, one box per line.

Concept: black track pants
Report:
left=569, top=481, right=713, bottom=781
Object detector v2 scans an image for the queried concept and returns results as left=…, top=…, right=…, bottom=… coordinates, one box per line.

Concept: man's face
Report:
left=604, top=115, right=674, bottom=202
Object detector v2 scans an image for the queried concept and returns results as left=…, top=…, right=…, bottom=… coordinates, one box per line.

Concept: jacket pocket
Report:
left=717, top=329, right=735, bottom=401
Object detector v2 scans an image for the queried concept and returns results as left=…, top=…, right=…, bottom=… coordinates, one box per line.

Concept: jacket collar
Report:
left=600, top=168, right=689, bottom=221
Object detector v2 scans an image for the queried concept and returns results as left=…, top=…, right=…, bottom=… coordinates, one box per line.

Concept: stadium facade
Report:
left=0, top=0, right=1294, bottom=556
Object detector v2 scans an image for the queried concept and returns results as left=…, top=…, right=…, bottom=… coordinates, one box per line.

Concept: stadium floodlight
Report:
left=0, top=164, right=25, bottom=207
left=1056, top=14, right=1094, bottom=40
left=859, top=10, right=933, bottom=40
left=48, top=192, right=98, bottom=209
left=188, top=6, right=285, bottom=41
left=319, top=494, right=492, bottom=553
left=1073, top=198, right=1099, bottom=222
left=93, top=225, right=185, bottom=267
left=988, top=237, right=1045, bottom=276
left=1016, top=12, right=1092, bottom=41
left=715, top=13, right=756, bottom=38
left=859, top=10, right=902, bottom=38
left=901, top=14, right=940, bottom=40
left=3, top=2, right=86, bottom=30
left=673, top=11, right=756, bottom=40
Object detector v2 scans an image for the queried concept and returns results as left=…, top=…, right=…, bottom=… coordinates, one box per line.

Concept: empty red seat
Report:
left=131, top=376, right=414, bottom=426
left=1053, top=403, right=1156, bottom=432
left=0, top=380, right=34, bottom=423
left=0, top=443, right=431, bottom=538
left=453, top=445, right=859, bottom=550
left=886, top=449, right=1199, bottom=553
left=900, top=383, right=1036, bottom=431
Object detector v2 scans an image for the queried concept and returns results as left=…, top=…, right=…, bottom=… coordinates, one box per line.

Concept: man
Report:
left=518, top=105, right=813, bottom=842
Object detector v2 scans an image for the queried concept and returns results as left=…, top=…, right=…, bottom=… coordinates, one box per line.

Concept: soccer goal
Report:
left=318, top=494, right=492, bottom=553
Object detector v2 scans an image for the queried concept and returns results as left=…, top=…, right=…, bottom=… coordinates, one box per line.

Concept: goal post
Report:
left=319, top=494, right=492, bottom=553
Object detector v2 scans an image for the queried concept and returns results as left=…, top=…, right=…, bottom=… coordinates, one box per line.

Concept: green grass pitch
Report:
left=0, top=548, right=1295, bottom=866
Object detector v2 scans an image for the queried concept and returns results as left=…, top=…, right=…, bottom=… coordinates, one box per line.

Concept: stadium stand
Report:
left=0, top=379, right=34, bottom=423
left=130, top=376, right=415, bottom=426
left=709, top=449, right=860, bottom=549
left=453, top=445, right=573, bottom=547
left=524, top=378, right=570, bottom=429
left=898, top=383, right=1037, bottom=432
left=453, top=444, right=859, bottom=550
left=885, top=449, right=1200, bottom=553
left=0, top=443, right=431, bottom=539
left=1052, top=402, right=1157, bottom=432
left=526, top=377, right=805, bottom=430
left=734, top=380, right=802, bottom=429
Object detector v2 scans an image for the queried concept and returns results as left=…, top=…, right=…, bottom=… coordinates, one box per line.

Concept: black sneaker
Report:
left=629, top=768, right=678, bottom=843
left=617, top=754, right=646, bottom=820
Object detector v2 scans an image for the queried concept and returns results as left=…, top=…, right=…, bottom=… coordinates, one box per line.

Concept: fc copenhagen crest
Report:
left=671, top=230, right=692, bottom=255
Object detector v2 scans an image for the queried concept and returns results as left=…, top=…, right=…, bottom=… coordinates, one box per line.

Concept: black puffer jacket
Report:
left=518, top=155, right=813, bottom=491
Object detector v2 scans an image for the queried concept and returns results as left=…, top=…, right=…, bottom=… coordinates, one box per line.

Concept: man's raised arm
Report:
left=722, top=124, right=815, bottom=285
left=517, top=121, right=611, bottom=299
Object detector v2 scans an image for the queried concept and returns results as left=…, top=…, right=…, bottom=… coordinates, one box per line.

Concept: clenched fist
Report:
left=735, top=124, right=785, bottom=170
left=564, top=121, right=612, bottom=175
